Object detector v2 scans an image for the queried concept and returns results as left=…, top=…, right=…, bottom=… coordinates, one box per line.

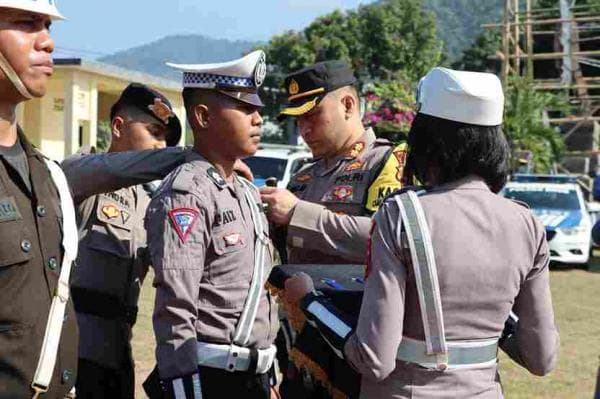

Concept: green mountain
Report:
left=100, top=34, right=260, bottom=81
left=424, top=0, right=503, bottom=62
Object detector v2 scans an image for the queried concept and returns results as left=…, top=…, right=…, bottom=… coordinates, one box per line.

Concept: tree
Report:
left=452, top=30, right=501, bottom=74
left=504, top=77, right=570, bottom=172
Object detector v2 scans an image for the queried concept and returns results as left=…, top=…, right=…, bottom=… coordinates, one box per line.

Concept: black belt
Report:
left=71, top=286, right=138, bottom=325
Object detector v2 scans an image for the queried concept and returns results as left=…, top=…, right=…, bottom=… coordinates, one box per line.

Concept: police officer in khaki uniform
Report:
left=145, top=50, right=279, bottom=399
left=260, top=60, right=407, bottom=265
left=285, top=68, right=560, bottom=398
left=0, top=3, right=193, bottom=398
left=71, top=83, right=182, bottom=399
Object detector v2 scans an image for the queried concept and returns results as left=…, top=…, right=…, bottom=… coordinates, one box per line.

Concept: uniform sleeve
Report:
left=62, top=147, right=187, bottom=203
left=510, top=222, right=559, bottom=376
left=145, top=189, right=210, bottom=380
left=287, top=201, right=371, bottom=263
left=343, top=201, right=407, bottom=381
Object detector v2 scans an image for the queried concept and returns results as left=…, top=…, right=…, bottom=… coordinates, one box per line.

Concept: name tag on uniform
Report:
left=0, top=196, right=22, bottom=222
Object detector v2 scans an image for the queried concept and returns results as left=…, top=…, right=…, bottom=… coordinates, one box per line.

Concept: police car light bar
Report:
left=512, top=174, right=578, bottom=184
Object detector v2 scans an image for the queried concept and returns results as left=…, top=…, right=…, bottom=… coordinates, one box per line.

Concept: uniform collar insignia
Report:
left=349, top=141, right=365, bottom=158
left=207, top=167, right=226, bottom=188
left=148, top=98, right=174, bottom=124
left=344, top=160, right=364, bottom=172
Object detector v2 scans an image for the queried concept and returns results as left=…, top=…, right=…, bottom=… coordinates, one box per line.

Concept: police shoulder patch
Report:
left=168, top=208, right=199, bottom=243
left=365, top=143, right=408, bottom=212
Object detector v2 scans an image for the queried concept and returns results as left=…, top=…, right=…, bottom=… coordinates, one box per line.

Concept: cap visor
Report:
left=219, top=90, right=264, bottom=107
left=278, top=96, right=320, bottom=120
left=166, top=118, right=182, bottom=147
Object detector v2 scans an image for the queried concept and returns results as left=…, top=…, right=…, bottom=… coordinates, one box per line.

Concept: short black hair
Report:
left=405, top=113, right=511, bottom=193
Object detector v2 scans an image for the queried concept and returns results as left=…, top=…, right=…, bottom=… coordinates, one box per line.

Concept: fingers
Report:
left=259, top=186, right=278, bottom=195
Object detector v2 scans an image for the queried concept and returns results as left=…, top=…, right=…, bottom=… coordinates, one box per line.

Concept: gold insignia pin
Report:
left=148, top=98, right=174, bottom=124
left=289, top=79, right=299, bottom=96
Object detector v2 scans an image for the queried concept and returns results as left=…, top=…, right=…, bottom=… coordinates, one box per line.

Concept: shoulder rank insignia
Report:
left=349, top=142, right=365, bottom=158
left=207, top=167, right=226, bottom=188
left=168, top=208, right=199, bottom=243
left=101, top=204, right=120, bottom=219
left=344, top=160, right=364, bottom=172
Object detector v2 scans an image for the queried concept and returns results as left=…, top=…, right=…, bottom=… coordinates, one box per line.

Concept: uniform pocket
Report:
left=208, top=225, right=250, bottom=284
left=0, top=220, right=33, bottom=267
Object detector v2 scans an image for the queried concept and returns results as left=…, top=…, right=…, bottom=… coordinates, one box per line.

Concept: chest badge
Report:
left=344, top=160, right=364, bottom=172
left=223, top=233, right=242, bottom=247
left=168, top=208, right=199, bottom=243
left=332, top=185, right=354, bottom=201
left=101, top=204, right=120, bottom=219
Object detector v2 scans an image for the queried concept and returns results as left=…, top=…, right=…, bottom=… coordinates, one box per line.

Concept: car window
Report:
left=245, top=156, right=287, bottom=180
left=503, top=187, right=580, bottom=210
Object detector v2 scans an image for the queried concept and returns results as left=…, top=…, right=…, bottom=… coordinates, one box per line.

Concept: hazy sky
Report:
left=52, top=0, right=374, bottom=58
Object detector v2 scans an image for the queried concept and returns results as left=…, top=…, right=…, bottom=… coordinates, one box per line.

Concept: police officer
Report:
left=145, top=50, right=278, bottom=399
left=285, top=68, right=559, bottom=398
left=70, top=83, right=182, bottom=399
left=0, top=3, right=192, bottom=398
left=260, top=60, right=406, bottom=265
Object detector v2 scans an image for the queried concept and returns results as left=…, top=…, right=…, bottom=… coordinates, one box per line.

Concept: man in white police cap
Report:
left=284, top=67, right=559, bottom=398
left=144, top=50, right=279, bottom=399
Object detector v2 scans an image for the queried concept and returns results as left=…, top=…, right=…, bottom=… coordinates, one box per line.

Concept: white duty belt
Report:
left=31, top=160, right=79, bottom=398
left=394, top=191, right=498, bottom=371
left=201, top=177, right=271, bottom=373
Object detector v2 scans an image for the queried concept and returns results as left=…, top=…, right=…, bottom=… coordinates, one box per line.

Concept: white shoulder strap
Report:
left=31, top=160, right=79, bottom=398
left=231, top=178, right=269, bottom=347
left=395, top=190, right=448, bottom=370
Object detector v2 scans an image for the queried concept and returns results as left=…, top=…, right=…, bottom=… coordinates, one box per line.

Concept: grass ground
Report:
left=132, top=267, right=600, bottom=398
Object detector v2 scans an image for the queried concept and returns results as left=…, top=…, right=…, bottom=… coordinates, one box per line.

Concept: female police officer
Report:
left=284, top=67, right=559, bottom=398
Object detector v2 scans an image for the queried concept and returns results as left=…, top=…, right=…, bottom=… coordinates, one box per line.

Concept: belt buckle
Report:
left=31, top=383, right=48, bottom=399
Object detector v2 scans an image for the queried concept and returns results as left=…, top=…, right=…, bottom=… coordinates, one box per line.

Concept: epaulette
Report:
left=171, top=164, right=198, bottom=193
left=373, top=137, right=395, bottom=147
left=385, top=185, right=428, bottom=203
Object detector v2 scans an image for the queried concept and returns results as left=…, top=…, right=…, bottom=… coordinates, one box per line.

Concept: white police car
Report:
left=501, top=174, right=592, bottom=264
left=245, top=144, right=312, bottom=188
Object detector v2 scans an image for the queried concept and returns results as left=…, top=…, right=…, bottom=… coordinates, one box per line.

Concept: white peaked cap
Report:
left=167, top=50, right=267, bottom=91
left=0, top=0, right=64, bottom=20
left=416, top=67, right=504, bottom=126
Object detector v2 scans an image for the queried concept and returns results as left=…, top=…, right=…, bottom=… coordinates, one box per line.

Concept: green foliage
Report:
left=452, top=30, right=502, bottom=74
left=504, top=77, right=570, bottom=172
left=96, top=120, right=111, bottom=152
left=259, top=0, right=442, bottom=140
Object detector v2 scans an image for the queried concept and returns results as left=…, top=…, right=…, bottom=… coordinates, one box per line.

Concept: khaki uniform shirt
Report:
left=344, top=177, right=559, bottom=399
left=287, top=128, right=406, bottom=264
left=146, top=151, right=278, bottom=379
left=72, top=182, right=152, bottom=368
left=63, top=148, right=187, bottom=369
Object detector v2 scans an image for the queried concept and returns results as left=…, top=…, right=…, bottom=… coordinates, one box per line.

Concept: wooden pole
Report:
left=514, top=0, right=521, bottom=74
left=526, top=0, right=534, bottom=79
left=502, top=0, right=511, bottom=86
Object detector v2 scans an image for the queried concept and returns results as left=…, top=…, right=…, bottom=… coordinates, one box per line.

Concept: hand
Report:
left=284, top=272, right=315, bottom=305
left=234, top=159, right=254, bottom=181
left=259, top=187, right=299, bottom=225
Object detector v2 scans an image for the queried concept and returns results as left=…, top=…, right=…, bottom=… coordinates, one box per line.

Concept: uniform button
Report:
left=228, top=364, right=235, bottom=370
left=48, top=257, right=58, bottom=270
left=61, top=369, right=72, bottom=383
left=36, top=205, right=47, bottom=217
left=21, top=240, right=31, bottom=253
